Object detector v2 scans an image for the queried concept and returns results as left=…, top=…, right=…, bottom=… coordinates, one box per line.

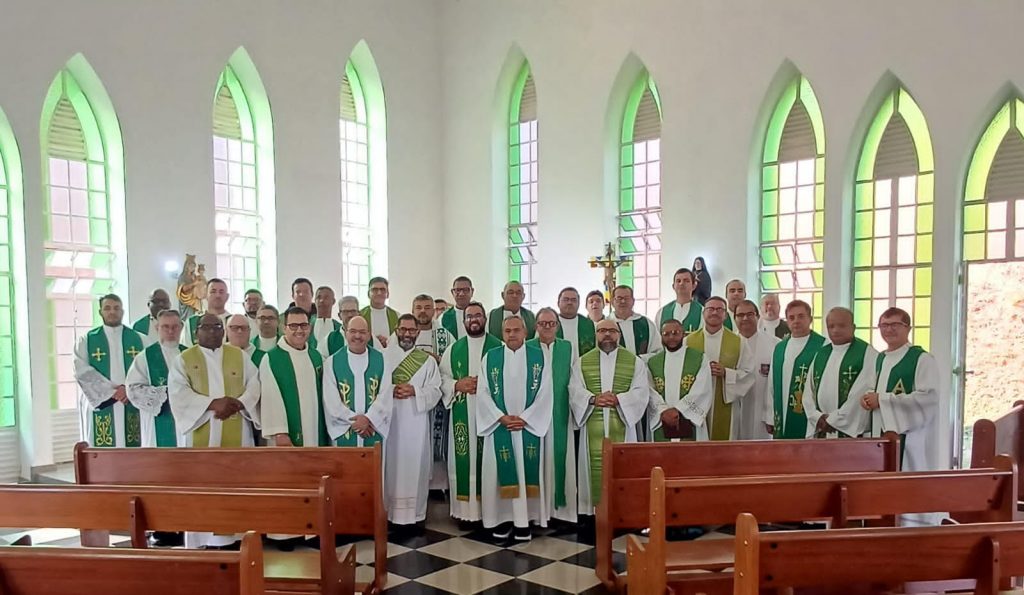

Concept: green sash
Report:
left=485, top=345, right=544, bottom=499
left=685, top=329, right=741, bottom=440
left=771, top=332, right=826, bottom=439
left=188, top=316, right=199, bottom=344
left=330, top=348, right=385, bottom=447
left=393, top=348, right=429, bottom=384
left=487, top=307, right=536, bottom=340
left=724, top=312, right=734, bottom=332
left=873, top=345, right=924, bottom=463
left=646, top=348, right=704, bottom=442
left=556, top=315, right=596, bottom=355
left=308, top=319, right=345, bottom=355
left=180, top=346, right=246, bottom=447
left=580, top=347, right=635, bottom=505
left=359, top=306, right=399, bottom=336
left=252, top=349, right=266, bottom=367
left=449, top=334, right=503, bottom=501
left=659, top=301, right=703, bottom=333
left=267, top=346, right=328, bottom=447
left=132, top=316, right=152, bottom=336
left=527, top=338, right=572, bottom=507
left=618, top=317, right=652, bottom=355
left=441, top=307, right=461, bottom=338
left=810, top=337, right=869, bottom=428
left=144, top=343, right=186, bottom=447
left=86, top=326, right=145, bottom=448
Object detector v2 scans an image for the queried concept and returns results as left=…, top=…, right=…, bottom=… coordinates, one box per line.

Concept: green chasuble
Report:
left=556, top=315, right=596, bottom=355
left=487, top=307, right=536, bottom=340
left=810, top=338, right=869, bottom=438
left=144, top=343, right=187, bottom=447
left=723, top=312, right=734, bottom=332
left=449, top=334, right=503, bottom=501
left=132, top=315, right=152, bottom=336
left=527, top=337, right=572, bottom=507
left=617, top=316, right=652, bottom=355
left=180, top=345, right=247, bottom=447
left=359, top=306, right=399, bottom=336
left=580, top=347, right=636, bottom=505
left=872, top=345, right=925, bottom=462
left=771, top=332, right=827, bottom=439
left=308, top=319, right=346, bottom=355
left=484, top=344, right=544, bottom=499
left=267, top=346, right=328, bottom=446
left=441, top=307, right=462, bottom=339
left=646, top=348, right=704, bottom=442
left=330, top=348, right=385, bottom=447
left=658, top=301, right=703, bottom=334
left=86, top=326, right=145, bottom=448
left=685, top=329, right=741, bottom=440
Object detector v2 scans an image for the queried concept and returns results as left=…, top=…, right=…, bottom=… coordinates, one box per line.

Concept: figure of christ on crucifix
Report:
left=589, top=243, right=632, bottom=310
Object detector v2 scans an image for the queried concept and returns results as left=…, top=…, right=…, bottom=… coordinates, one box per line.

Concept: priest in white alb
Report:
left=440, top=276, right=474, bottom=340
left=733, top=300, right=778, bottom=439
left=654, top=268, right=704, bottom=334
left=646, top=319, right=714, bottom=441
left=322, top=316, right=393, bottom=448
left=763, top=300, right=826, bottom=440
left=610, top=285, right=660, bottom=356
left=477, top=316, right=552, bottom=541
left=125, top=309, right=186, bottom=447
left=260, top=307, right=329, bottom=447
left=555, top=287, right=596, bottom=360
left=311, top=286, right=345, bottom=356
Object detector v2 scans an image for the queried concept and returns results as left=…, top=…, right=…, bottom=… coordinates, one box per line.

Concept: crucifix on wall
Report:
left=589, top=242, right=632, bottom=312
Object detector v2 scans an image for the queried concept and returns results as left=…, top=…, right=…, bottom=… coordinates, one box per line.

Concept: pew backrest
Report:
left=972, top=400, right=1024, bottom=500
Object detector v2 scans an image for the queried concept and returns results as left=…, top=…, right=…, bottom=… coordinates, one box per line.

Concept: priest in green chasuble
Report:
left=611, top=285, right=660, bottom=356
left=321, top=316, right=393, bottom=447
left=260, top=307, right=329, bottom=447
left=126, top=309, right=187, bottom=447
left=385, top=315, right=443, bottom=528
left=131, top=288, right=171, bottom=346
left=311, top=286, right=345, bottom=357
left=684, top=296, right=755, bottom=440
left=74, top=294, right=146, bottom=448
left=764, top=300, right=826, bottom=439
left=529, top=308, right=579, bottom=523
left=555, top=287, right=596, bottom=360
left=646, top=319, right=714, bottom=441
left=440, top=302, right=500, bottom=524
left=477, top=316, right=552, bottom=541
left=487, top=281, right=536, bottom=340
left=441, top=276, right=474, bottom=340
left=802, top=307, right=878, bottom=438
left=655, top=268, right=704, bottom=334
left=570, top=320, right=650, bottom=514
left=361, top=277, right=400, bottom=350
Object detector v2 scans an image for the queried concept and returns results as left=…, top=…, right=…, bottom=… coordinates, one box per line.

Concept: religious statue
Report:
left=588, top=242, right=632, bottom=309
left=176, top=254, right=208, bottom=319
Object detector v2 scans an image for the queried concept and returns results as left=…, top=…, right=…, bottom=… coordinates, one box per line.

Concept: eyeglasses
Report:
left=257, top=315, right=277, bottom=322
left=537, top=321, right=558, bottom=328
left=735, top=313, right=757, bottom=320
left=878, top=322, right=909, bottom=330
left=465, top=313, right=485, bottom=321
left=396, top=327, right=419, bottom=334
left=227, top=325, right=249, bottom=332
left=197, top=324, right=224, bottom=331
left=451, top=287, right=472, bottom=294
left=704, top=306, right=726, bottom=313
left=286, top=323, right=311, bottom=331
left=596, top=328, right=620, bottom=335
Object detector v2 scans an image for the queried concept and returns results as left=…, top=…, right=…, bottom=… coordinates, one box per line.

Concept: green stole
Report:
left=393, top=348, right=429, bottom=384
left=556, top=315, right=596, bottom=355
left=308, top=319, right=345, bottom=355
left=685, top=329, right=741, bottom=440
left=330, top=348, right=385, bottom=447
left=441, top=307, right=462, bottom=339
left=144, top=342, right=186, bottom=447
left=724, top=312, right=734, bottom=332
left=449, top=334, right=503, bottom=501
left=86, top=326, right=145, bottom=448
left=180, top=346, right=246, bottom=447
left=488, top=307, right=537, bottom=340
left=580, top=348, right=636, bottom=505
left=267, top=346, right=328, bottom=447
left=617, top=317, right=651, bottom=355
left=771, top=332, right=827, bottom=440
left=810, top=338, right=869, bottom=438
left=527, top=338, right=572, bottom=507
left=252, top=349, right=266, bottom=367
left=659, top=301, right=703, bottom=333
left=359, top=306, right=399, bottom=336
left=874, top=345, right=925, bottom=463
left=188, top=316, right=199, bottom=344
left=132, top=315, right=152, bottom=336
left=646, top=348, right=704, bottom=442
left=484, top=344, right=544, bottom=499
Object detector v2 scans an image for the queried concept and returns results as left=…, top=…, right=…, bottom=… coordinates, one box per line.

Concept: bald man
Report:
left=322, top=316, right=393, bottom=448
left=226, top=314, right=260, bottom=363
left=487, top=281, right=536, bottom=339
left=132, top=288, right=172, bottom=346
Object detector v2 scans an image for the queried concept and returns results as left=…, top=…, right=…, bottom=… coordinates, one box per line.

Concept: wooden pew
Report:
left=74, top=442, right=386, bottom=594
left=0, top=481, right=356, bottom=595
left=0, top=531, right=263, bottom=594
left=733, top=513, right=1024, bottom=594
left=972, top=400, right=1024, bottom=508
left=627, top=458, right=1017, bottom=594
left=595, top=436, right=899, bottom=590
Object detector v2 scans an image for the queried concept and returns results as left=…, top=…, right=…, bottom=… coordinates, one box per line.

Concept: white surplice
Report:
left=321, top=349, right=394, bottom=446
left=654, top=301, right=695, bottom=327
left=689, top=328, right=755, bottom=439
left=736, top=332, right=779, bottom=440
left=137, top=316, right=159, bottom=346
left=569, top=348, right=650, bottom=514
left=259, top=338, right=321, bottom=445
left=557, top=315, right=583, bottom=360
left=255, top=335, right=278, bottom=352
left=74, top=325, right=143, bottom=448
left=477, top=345, right=553, bottom=528
left=802, top=341, right=879, bottom=438
left=439, top=335, right=491, bottom=521
left=384, top=343, right=443, bottom=524
left=312, top=317, right=337, bottom=357
left=646, top=348, right=715, bottom=441
left=612, top=314, right=661, bottom=356
left=125, top=341, right=184, bottom=447
left=537, top=341, right=579, bottom=522
left=762, top=335, right=812, bottom=429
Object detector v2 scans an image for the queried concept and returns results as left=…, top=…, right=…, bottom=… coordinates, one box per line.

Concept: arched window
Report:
left=618, top=71, right=662, bottom=316
left=212, top=49, right=275, bottom=313
left=852, top=87, right=934, bottom=349
left=759, top=75, right=825, bottom=329
left=0, top=107, right=23, bottom=428
left=340, top=45, right=387, bottom=298
left=41, top=60, right=127, bottom=411
left=507, top=62, right=538, bottom=308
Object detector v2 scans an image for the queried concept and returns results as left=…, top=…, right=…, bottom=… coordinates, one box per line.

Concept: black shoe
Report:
left=457, top=519, right=480, bottom=532
left=513, top=527, right=532, bottom=542
left=150, top=531, right=183, bottom=547
left=491, top=522, right=513, bottom=541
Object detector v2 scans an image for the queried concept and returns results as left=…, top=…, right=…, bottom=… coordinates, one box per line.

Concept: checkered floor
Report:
left=21, top=466, right=732, bottom=594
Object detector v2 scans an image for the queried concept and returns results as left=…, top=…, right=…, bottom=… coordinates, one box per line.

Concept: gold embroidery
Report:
left=92, top=348, right=107, bottom=362
left=126, top=346, right=140, bottom=359
left=680, top=374, right=696, bottom=394
left=454, top=421, right=470, bottom=456
left=94, top=414, right=114, bottom=447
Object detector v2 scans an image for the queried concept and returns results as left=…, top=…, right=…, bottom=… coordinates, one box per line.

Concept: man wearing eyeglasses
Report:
left=684, top=296, right=755, bottom=440
left=764, top=300, right=826, bottom=440
left=441, top=276, right=474, bottom=339
left=322, top=316, right=393, bottom=449
left=337, top=296, right=360, bottom=329
left=126, top=309, right=187, bottom=448
left=242, top=289, right=264, bottom=335
left=611, top=285, right=660, bottom=356
left=646, top=319, right=713, bottom=441
left=226, top=314, right=259, bottom=363
left=360, top=277, right=400, bottom=349
left=488, top=281, right=536, bottom=340
left=733, top=300, right=778, bottom=440
left=555, top=287, right=595, bottom=360
left=253, top=305, right=281, bottom=353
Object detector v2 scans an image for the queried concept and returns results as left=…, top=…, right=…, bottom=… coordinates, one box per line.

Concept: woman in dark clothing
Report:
left=692, top=256, right=711, bottom=305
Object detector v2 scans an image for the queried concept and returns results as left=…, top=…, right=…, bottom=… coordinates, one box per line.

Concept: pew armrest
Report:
left=626, top=535, right=649, bottom=594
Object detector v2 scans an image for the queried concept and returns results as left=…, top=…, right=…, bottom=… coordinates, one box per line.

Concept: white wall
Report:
left=439, top=0, right=1024, bottom=467
left=0, top=0, right=443, bottom=470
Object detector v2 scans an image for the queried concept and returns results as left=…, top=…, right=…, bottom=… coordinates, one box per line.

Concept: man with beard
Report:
left=569, top=320, right=650, bottom=515
left=322, top=316, right=392, bottom=448
left=555, top=287, right=595, bottom=359
left=487, top=281, right=536, bottom=339
left=733, top=300, right=778, bottom=439
left=441, top=276, right=474, bottom=339
left=242, top=289, right=264, bottom=335
left=611, top=285, right=660, bottom=356
left=646, top=319, right=713, bottom=441
left=127, top=309, right=187, bottom=447
left=439, top=302, right=502, bottom=526
left=182, top=279, right=231, bottom=346
left=759, top=294, right=790, bottom=339
left=411, top=294, right=454, bottom=359
left=384, top=315, right=442, bottom=534
left=131, top=288, right=172, bottom=346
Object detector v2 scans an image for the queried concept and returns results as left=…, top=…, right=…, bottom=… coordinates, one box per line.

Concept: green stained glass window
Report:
left=507, top=63, right=539, bottom=308
left=851, top=87, right=934, bottom=350
left=759, top=76, right=826, bottom=330
left=617, top=71, right=662, bottom=317
left=0, top=129, right=13, bottom=426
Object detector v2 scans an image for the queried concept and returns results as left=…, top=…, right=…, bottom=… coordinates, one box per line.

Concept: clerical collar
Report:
left=704, top=327, right=724, bottom=337
left=886, top=342, right=911, bottom=355
left=558, top=314, right=575, bottom=320
left=280, top=338, right=307, bottom=352
left=504, top=308, right=521, bottom=315
left=347, top=348, right=369, bottom=357
left=199, top=345, right=221, bottom=355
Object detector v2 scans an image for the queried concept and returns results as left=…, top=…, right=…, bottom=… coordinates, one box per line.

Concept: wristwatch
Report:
left=588, top=396, right=596, bottom=406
